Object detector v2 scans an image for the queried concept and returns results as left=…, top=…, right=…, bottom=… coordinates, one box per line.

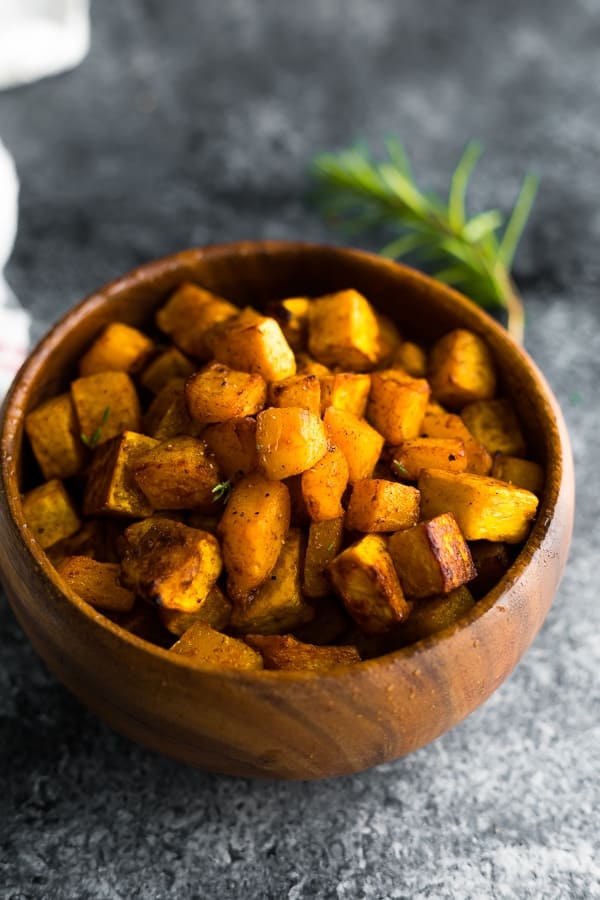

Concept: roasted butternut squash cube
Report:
left=211, top=307, right=296, bottom=381
left=428, top=328, right=497, bottom=409
left=265, top=296, right=310, bottom=352
left=156, top=282, right=238, bottom=359
left=143, top=378, right=201, bottom=440
left=71, top=371, right=141, bottom=446
left=203, top=417, right=258, bottom=482
left=390, top=437, right=467, bottom=481
left=392, top=341, right=427, bottom=377
left=120, top=517, right=222, bottom=611
left=170, top=622, right=263, bottom=670
left=396, top=586, right=475, bottom=643
left=420, top=408, right=492, bottom=475
left=295, top=353, right=331, bottom=378
left=133, top=435, right=220, bottom=511
left=301, top=444, right=349, bottom=521
left=375, top=313, right=402, bottom=364
left=345, top=479, right=420, bottom=533
left=328, top=534, right=410, bottom=635
left=388, top=512, right=476, bottom=598
left=83, top=431, right=159, bottom=518
left=56, top=556, right=135, bottom=612
left=25, top=392, right=86, bottom=480
left=229, top=529, right=313, bottom=634
left=461, top=398, right=527, bottom=456
left=22, top=479, right=81, bottom=549
left=256, top=407, right=328, bottom=479
left=218, top=474, right=290, bottom=602
left=491, top=454, right=544, bottom=495
left=185, top=362, right=267, bottom=424
left=158, top=585, right=232, bottom=636
left=323, top=407, right=384, bottom=483
left=303, top=517, right=344, bottom=598
left=268, top=373, right=321, bottom=417
left=418, top=468, right=539, bottom=543
left=78, top=322, right=154, bottom=376
left=367, top=369, right=430, bottom=443
left=468, top=540, right=511, bottom=598
left=319, top=372, right=371, bottom=417
left=140, top=347, right=195, bottom=395
left=245, top=634, right=360, bottom=672
left=307, top=289, right=380, bottom=371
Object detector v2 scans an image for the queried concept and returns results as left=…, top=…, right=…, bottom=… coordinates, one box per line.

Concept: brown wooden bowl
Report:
left=0, top=241, right=574, bottom=779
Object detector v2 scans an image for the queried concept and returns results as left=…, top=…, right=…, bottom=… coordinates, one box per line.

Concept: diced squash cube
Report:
left=367, top=369, right=430, bottom=443
left=56, top=556, right=135, bottom=612
left=328, top=534, right=410, bottom=635
left=491, top=454, right=544, bottom=495
left=303, top=517, right=344, bottom=599
left=428, top=328, right=497, bottom=409
left=319, top=372, right=371, bottom=417
left=295, top=353, right=331, bottom=378
left=468, top=540, right=511, bottom=598
left=268, top=373, right=321, bottom=417
left=418, top=468, right=539, bottom=543
left=307, top=289, right=380, bottom=371
left=211, top=307, right=296, bottom=381
left=203, top=417, right=258, bottom=482
left=256, top=407, right=328, bottom=479
left=140, top=347, right=195, bottom=395
left=143, top=378, right=201, bottom=440
left=265, top=296, right=310, bottom=352
left=22, top=479, right=81, bottom=549
left=218, top=474, right=290, bottom=602
left=245, top=634, right=360, bottom=672
left=24, top=393, right=86, bottom=480
left=158, top=585, right=232, bottom=636
left=156, top=282, right=238, bottom=359
left=390, top=437, right=467, bottom=481
left=420, top=408, right=493, bottom=475
left=170, top=622, right=263, bottom=671
left=83, top=431, right=159, bottom=518
left=301, top=444, right=349, bottom=521
left=461, top=398, right=527, bottom=456
left=392, top=341, right=427, bottom=377
left=133, top=435, right=220, bottom=511
left=345, top=479, right=420, bottom=533
left=78, top=322, right=154, bottom=376
left=323, top=407, right=384, bottom=483
left=71, top=371, right=141, bottom=446
left=229, top=529, right=314, bottom=634
left=120, top=517, right=222, bottom=611
left=185, top=362, right=267, bottom=424
left=396, top=586, right=475, bottom=643
left=388, top=512, right=476, bottom=598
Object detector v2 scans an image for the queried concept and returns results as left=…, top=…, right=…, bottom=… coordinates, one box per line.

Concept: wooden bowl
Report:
left=0, top=242, right=574, bottom=779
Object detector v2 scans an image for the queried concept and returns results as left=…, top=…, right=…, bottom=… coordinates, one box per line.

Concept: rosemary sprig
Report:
left=392, top=459, right=410, bottom=479
left=81, top=406, right=111, bottom=449
left=211, top=480, right=232, bottom=504
left=312, top=139, right=538, bottom=342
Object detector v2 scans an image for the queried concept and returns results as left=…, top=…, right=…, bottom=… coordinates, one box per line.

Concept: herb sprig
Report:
left=81, top=406, right=111, bottom=449
left=312, top=139, right=538, bottom=342
left=212, top=480, right=232, bottom=504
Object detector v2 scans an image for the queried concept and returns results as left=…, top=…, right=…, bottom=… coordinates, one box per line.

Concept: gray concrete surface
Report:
left=1, top=1, right=598, bottom=897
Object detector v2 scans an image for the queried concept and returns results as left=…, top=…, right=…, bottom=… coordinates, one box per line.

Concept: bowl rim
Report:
left=0, top=239, right=573, bottom=683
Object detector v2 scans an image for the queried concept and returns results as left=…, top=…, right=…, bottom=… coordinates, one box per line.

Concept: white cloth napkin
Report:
left=0, top=0, right=90, bottom=396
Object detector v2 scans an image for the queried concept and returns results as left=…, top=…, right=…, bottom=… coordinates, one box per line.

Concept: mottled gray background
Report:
left=1, top=1, right=599, bottom=898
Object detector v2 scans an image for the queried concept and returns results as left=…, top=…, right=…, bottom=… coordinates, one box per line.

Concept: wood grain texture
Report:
left=0, top=242, right=575, bottom=779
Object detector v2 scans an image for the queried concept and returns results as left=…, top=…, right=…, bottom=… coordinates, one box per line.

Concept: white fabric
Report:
left=0, top=0, right=90, bottom=395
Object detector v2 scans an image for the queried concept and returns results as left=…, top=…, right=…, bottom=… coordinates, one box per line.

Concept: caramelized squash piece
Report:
left=25, top=393, right=86, bottom=480
left=396, top=586, right=475, bottom=643
left=185, top=362, right=267, bottom=424
left=202, top=417, right=258, bottom=482
left=367, top=369, right=430, bottom=443
left=319, top=372, right=371, bottom=417
left=171, top=622, right=263, bottom=670
left=158, top=585, right=232, bottom=636
left=245, top=634, right=360, bottom=672
left=211, top=307, right=296, bottom=381
left=256, top=407, right=328, bottom=479
left=57, top=556, right=135, bottom=612
left=83, top=431, right=158, bottom=518
left=78, top=322, right=154, bottom=376
left=71, top=371, right=141, bottom=446
left=268, top=373, right=321, bottom=417
left=461, top=398, right=527, bottom=456
left=420, top=408, right=492, bottom=475
left=345, top=479, right=420, bottom=533
left=308, top=289, right=380, bottom=371
left=22, top=479, right=81, bottom=549
left=301, top=444, right=349, bottom=522
left=428, top=328, right=497, bottom=409
left=390, top=437, right=467, bottom=481
left=491, top=454, right=544, bottom=495
left=133, top=435, right=220, bottom=511
left=323, top=407, right=384, bottom=483
left=156, top=282, right=238, bottom=360
left=303, top=517, right=344, bottom=599
left=140, top=347, right=195, bottom=395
